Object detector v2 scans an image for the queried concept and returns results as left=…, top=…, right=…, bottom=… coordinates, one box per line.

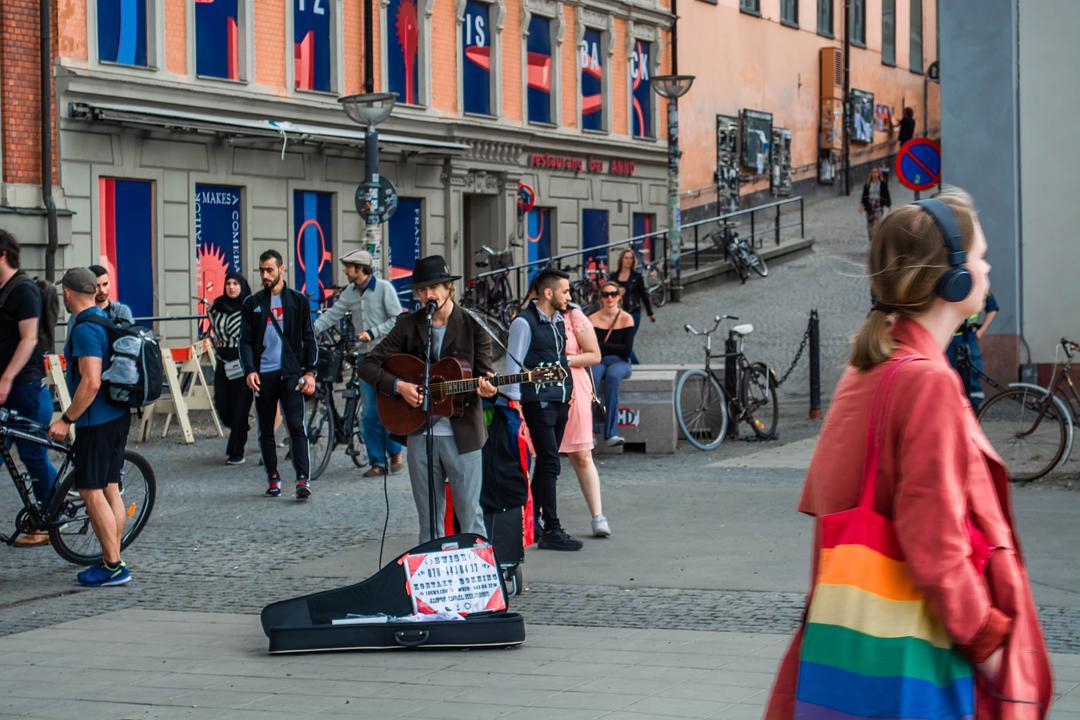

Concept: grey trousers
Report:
left=406, top=434, right=485, bottom=543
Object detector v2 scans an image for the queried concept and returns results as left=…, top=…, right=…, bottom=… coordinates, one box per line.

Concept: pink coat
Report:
left=765, top=317, right=1052, bottom=720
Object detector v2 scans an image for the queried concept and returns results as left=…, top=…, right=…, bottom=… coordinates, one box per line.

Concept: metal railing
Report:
left=474, top=196, right=805, bottom=299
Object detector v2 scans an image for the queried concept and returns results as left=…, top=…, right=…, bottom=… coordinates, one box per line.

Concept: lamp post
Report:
left=651, top=74, right=694, bottom=303
left=339, top=92, right=398, bottom=256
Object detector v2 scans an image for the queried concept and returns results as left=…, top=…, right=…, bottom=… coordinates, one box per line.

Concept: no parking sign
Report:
left=895, top=138, right=941, bottom=192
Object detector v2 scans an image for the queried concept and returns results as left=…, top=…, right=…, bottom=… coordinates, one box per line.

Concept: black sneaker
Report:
left=538, top=527, right=583, bottom=551
left=295, top=477, right=311, bottom=500
left=226, top=456, right=246, bottom=465
left=265, top=473, right=282, bottom=497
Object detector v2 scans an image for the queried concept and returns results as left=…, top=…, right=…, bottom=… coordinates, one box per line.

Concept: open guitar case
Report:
left=260, top=533, right=525, bottom=654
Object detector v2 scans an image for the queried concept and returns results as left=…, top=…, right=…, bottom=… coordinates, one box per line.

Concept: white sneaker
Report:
left=591, top=515, right=611, bottom=538
left=605, top=436, right=625, bottom=447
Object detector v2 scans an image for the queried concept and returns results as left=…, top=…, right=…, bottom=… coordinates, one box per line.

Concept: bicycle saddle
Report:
left=732, top=323, right=754, bottom=337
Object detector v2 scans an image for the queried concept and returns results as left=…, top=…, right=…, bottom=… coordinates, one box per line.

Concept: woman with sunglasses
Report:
left=611, top=247, right=655, bottom=364
left=588, top=281, right=635, bottom=447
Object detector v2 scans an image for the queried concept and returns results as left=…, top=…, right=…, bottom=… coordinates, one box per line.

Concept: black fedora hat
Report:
left=404, top=255, right=461, bottom=290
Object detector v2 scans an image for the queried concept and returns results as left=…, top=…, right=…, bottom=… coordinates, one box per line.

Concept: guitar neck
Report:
left=435, top=371, right=533, bottom=397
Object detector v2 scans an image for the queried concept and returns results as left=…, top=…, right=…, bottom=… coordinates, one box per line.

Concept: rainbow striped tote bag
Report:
left=795, top=356, right=975, bottom=720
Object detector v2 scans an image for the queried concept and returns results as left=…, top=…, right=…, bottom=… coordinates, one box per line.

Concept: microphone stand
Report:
left=423, top=302, right=437, bottom=543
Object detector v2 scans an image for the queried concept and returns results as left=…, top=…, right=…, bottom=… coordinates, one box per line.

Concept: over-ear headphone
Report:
left=913, top=198, right=972, bottom=303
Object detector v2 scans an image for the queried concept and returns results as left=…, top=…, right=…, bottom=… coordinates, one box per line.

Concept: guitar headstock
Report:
left=529, top=362, right=568, bottom=386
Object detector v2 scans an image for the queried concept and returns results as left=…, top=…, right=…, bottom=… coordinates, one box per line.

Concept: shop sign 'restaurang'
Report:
left=528, top=153, right=636, bottom=176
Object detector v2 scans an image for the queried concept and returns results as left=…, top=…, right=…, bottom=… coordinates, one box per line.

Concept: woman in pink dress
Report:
left=558, top=304, right=611, bottom=537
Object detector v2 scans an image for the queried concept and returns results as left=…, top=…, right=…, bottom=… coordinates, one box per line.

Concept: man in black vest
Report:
left=504, top=269, right=581, bottom=551
left=239, top=249, right=318, bottom=500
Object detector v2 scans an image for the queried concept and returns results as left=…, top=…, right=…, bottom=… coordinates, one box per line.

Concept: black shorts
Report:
left=72, top=414, right=131, bottom=490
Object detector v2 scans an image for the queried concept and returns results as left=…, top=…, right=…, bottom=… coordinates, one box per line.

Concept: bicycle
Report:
left=1, top=408, right=156, bottom=565
left=977, top=338, right=1080, bottom=482
left=675, top=315, right=779, bottom=450
left=306, top=329, right=369, bottom=481
left=708, top=223, right=767, bottom=284
left=642, top=257, right=669, bottom=308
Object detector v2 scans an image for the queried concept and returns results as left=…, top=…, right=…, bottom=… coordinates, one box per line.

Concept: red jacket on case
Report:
left=765, top=316, right=1052, bottom=720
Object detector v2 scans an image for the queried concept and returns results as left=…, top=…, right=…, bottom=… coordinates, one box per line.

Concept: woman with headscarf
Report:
left=209, top=271, right=254, bottom=465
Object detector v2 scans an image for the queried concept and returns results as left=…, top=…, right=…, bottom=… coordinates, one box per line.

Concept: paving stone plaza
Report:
left=2, top=188, right=1079, bottom=719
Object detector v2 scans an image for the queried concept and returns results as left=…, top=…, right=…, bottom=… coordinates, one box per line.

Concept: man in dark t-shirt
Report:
left=897, top=107, right=916, bottom=146
left=0, top=230, right=57, bottom=545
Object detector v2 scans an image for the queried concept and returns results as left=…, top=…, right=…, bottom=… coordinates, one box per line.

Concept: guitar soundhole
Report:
left=430, top=376, right=446, bottom=403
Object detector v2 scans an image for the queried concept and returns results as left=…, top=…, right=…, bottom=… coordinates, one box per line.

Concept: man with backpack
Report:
left=48, top=268, right=133, bottom=586
left=88, top=265, right=134, bottom=326
left=0, top=230, right=58, bottom=546
left=239, top=250, right=318, bottom=500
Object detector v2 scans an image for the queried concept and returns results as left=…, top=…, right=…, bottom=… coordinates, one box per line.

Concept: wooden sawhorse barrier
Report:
left=138, top=339, right=224, bottom=444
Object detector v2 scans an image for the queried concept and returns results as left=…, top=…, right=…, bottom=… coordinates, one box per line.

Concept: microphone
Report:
left=424, top=299, right=438, bottom=318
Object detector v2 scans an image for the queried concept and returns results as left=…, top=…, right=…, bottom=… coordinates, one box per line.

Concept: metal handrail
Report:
left=473, top=196, right=805, bottom=299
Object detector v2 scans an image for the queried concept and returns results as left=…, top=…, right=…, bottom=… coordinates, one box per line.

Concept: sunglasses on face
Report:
left=600, top=291, right=620, bottom=298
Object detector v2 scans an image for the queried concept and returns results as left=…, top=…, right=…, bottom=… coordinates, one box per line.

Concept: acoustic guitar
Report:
left=376, top=354, right=567, bottom=435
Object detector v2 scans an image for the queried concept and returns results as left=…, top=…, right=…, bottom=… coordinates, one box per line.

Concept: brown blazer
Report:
left=358, top=301, right=494, bottom=454
left=766, top=316, right=1053, bottom=720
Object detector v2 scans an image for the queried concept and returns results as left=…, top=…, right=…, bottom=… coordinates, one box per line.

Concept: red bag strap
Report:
left=858, top=354, right=925, bottom=509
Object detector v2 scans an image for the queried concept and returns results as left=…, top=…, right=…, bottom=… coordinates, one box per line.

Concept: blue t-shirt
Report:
left=65, top=307, right=127, bottom=427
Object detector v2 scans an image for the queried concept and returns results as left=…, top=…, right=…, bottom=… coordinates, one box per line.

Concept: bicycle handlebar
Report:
left=0, top=407, right=46, bottom=434
left=684, top=314, right=739, bottom=336
left=1063, top=338, right=1079, bottom=357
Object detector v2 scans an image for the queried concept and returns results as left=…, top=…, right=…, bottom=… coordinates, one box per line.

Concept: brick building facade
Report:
left=1, top=0, right=673, bottom=341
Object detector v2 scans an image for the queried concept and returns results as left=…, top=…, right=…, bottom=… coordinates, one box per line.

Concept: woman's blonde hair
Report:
left=615, top=248, right=637, bottom=272
left=849, top=186, right=978, bottom=370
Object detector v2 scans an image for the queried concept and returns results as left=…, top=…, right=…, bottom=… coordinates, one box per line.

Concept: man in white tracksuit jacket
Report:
left=314, top=249, right=404, bottom=476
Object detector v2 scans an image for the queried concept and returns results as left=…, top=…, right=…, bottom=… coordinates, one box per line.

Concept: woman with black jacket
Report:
left=610, top=248, right=654, bottom=364
left=209, top=271, right=253, bottom=464
left=859, top=166, right=892, bottom=241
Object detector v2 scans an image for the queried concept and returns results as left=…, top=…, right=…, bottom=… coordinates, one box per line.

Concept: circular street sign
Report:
left=354, top=176, right=399, bottom=225
left=895, top=138, right=941, bottom=192
left=517, top=182, right=536, bottom=214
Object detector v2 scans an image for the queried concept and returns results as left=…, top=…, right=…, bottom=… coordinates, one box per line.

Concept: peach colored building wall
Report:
left=56, top=0, right=88, bottom=61
left=164, top=0, right=186, bottom=75
left=343, top=0, right=362, bottom=94
left=679, top=0, right=939, bottom=210
left=253, top=0, right=286, bottom=90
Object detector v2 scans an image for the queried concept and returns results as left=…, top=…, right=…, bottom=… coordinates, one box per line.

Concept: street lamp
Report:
left=651, top=74, right=694, bottom=303
left=339, top=92, right=398, bottom=253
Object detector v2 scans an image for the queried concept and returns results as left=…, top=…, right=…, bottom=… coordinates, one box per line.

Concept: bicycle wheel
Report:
left=730, top=248, right=749, bottom=283
left=645, top=268, right=668, bottom=308
left=49, top=450, right=157, bottom=566
left=306, top=390, right=334, bottom=481
left=977, top=388, right=1068, bottom=482
left=342, top=398, right=369, bottom=469
left=748, top=250, right=769, bottom=277
left=741, top=362, right=779, bottom=438
left=675, top=369, right=730, bottom=450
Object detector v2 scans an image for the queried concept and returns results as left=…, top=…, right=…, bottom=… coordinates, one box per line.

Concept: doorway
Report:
left=463, top=194, right=499, bottom=280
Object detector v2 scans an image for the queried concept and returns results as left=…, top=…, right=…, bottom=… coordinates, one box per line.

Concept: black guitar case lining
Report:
left=260, top=534, right=525, bottom=654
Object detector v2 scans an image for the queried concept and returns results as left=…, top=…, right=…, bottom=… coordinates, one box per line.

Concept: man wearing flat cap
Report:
left=358, top=255, right=497, bottom=542
left=314, top=249, right=404, bottom=476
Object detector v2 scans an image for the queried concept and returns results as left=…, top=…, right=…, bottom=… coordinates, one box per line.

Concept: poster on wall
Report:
left=582, top=209, right=609, bottom=270
left=462, top=0, right=491, bottom=115
left=293, top=191, right=334, bottom=310
left=388, top=198, right=422, bottom=295
left=294, top=0, right=332, bottom=91
left=632, top=213, right=654, bottom=263
left=527, top=207, right=552, bottom=282
left=99, top=178, right=155, bottom=322
left=580, top=28, right=604, bottom=131
left=195, top=0, right=239, bottom=80
left=386, top=0, right=419, bottom=104
left=98, top=0, right=148, bottom=66
left=850, top=89, right=875, bottom=144
left=740, top=109, right=773, bottom=174
left=630, top=40, right=652, bottom=138
left=194, top=184, right=242, bottom=331
left=526, top=16, right=553, bottom=124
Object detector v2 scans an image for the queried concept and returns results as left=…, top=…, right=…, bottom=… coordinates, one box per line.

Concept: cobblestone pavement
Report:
left=3, top=189, right=1078, bottom=655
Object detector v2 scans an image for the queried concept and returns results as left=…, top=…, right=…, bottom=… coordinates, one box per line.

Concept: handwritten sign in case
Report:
left=402, top=543, right=507, bottom=616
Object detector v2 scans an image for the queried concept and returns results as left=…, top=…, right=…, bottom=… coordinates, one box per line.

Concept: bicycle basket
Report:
left=316, top=346, right=344, bottom=384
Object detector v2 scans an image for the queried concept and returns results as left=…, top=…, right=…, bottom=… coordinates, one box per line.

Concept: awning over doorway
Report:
left=68, top=101, right=471, bottom=155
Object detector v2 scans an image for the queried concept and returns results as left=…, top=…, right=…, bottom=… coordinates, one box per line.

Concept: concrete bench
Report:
left=595, top=368, right=678, bottom=454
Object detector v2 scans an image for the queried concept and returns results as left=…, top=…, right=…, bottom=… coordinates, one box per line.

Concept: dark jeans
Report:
left=628, top=310, right=642, bottom=364
left=3, top=381, right=57, bottom=503
left=254, top=372, right=309, bottom=479
left=521, top=401, right=569, bottom=533
left=593, top=356, right=633, bottom=439
left=214, top=360, right=254, bottom=460
left=947, top=333, right=986, bottom=410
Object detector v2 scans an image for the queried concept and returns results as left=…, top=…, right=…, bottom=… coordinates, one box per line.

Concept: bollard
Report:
left=808, top=310, right=822, bottom=419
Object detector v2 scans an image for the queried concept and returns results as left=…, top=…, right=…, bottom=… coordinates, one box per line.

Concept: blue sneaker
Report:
left=77, top=562, right=131, bottom=587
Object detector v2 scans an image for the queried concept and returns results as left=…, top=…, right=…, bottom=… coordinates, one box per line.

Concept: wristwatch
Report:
left=60, top=413, right=76, bottom=425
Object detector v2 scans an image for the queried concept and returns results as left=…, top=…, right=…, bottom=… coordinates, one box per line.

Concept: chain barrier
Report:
left=774, top=315, right=813, bottom=387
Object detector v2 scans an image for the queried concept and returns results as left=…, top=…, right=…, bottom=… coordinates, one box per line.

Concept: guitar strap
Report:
left=459, top=306, right=530, bottom=374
